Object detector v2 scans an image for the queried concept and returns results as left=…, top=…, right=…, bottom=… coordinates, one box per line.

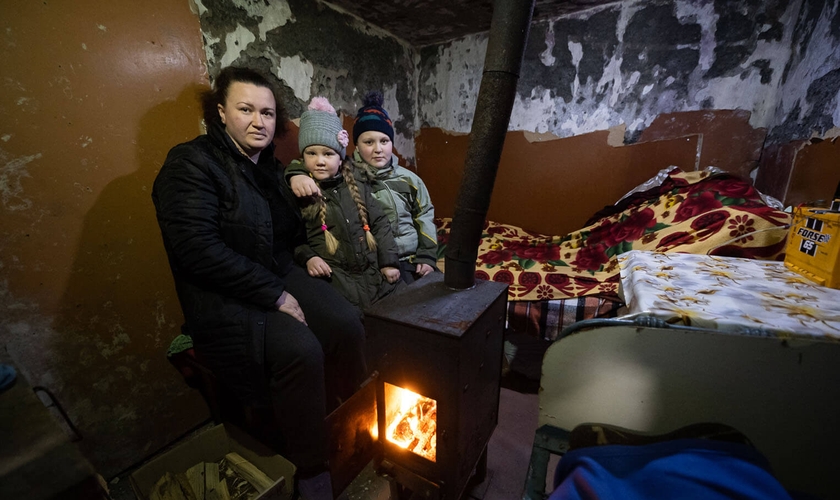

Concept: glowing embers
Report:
left=384, top=382, right=437, bottom=462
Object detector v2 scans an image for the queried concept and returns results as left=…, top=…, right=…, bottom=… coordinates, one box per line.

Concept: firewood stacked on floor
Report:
left=148, top=452, right=283, bottom=500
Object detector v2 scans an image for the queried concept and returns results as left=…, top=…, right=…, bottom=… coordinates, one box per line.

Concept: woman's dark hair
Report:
left=201, top=66, right=288, bottom=137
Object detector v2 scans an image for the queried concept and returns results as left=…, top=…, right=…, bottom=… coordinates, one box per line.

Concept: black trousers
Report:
left=399, top=260, right=417, bottom=284
left=263, top=265, right=367, bottom=471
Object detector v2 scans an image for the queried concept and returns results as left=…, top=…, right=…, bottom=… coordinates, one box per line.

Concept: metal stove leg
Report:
left=473, top=446, right=488, bottom=485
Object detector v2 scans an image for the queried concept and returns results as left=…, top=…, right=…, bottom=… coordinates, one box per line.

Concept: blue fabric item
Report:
left=550, top=438, right=794, bottom=500
left=0, top=363, right=17, bottom=393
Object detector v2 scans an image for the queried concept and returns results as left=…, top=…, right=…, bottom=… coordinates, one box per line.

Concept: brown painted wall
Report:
left=416, top=108, right=781, bottom=237
left=1, top=0, right=209, bottom=477
left=638, top=110, right=766, bottom=181
left=417, top=127, right=701, bottom=236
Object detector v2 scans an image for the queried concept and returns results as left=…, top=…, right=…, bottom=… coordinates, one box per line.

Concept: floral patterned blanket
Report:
left=435, top=168, right=792, bottom=301
left=619, top=250, right=840, bottom=341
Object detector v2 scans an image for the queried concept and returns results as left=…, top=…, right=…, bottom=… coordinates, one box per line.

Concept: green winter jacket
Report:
left=352, top=151, right=438, bottom=268
left=287, top=160, right=401, bottom=311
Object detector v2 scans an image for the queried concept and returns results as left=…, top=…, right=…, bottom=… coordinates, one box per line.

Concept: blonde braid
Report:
left=300, top=188, right=340, bottom=255
left=341, top=159, right=377, bottom=251
left=317, top=196, right=339, bottom=255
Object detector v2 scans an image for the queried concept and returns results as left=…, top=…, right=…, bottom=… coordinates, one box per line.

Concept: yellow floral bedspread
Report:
left=436, top=168, right=791, bottom=301
left=619, top=250, right=840, bottom=341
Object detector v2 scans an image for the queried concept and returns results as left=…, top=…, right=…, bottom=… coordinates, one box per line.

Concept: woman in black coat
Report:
left=152, top=67, right=364, bottom=499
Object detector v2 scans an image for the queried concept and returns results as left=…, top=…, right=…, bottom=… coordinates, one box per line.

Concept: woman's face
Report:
left=356, top=130, right=393, bottom=169
left=217, top=82, right=276, bottom=158
left=303, top=145, right=342, bottom=181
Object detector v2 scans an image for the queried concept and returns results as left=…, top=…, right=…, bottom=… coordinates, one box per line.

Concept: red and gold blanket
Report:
left=436, top=169, right=791, bottom=301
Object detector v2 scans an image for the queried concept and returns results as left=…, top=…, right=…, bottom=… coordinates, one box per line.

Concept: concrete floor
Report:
left=469, top=388, right=541, bottom=500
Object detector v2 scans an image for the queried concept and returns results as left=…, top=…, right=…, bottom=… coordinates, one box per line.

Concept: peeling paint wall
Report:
left=1, top=0, right=209, bottom=478
left=194, top=0, right=419, bottom=161
left=766, top=0, right=840, bottom=144
left=419, top=0, right=802, bottom=142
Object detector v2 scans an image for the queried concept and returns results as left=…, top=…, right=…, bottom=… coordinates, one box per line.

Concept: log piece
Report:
left=185, top=463, right=205, bottom=499
left=205, top=462, right=231, bottom=500
left=148, top=472, right=197, bottom=500
left=224, top=452, right=274, bottom=493
left=174, top=473, right=198, bottom=500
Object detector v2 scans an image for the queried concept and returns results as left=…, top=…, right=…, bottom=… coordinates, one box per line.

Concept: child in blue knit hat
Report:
left=290, top=91, right=438, bottom=284
left=289, top=96, right=401, bottom=312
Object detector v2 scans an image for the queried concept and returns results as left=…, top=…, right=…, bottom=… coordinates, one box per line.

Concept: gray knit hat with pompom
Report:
left=298, top=97, right=348, bottom=158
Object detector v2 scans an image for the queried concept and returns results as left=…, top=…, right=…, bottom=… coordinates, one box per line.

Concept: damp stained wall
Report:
left=766, top=0, right=840, bottom=144
left=417, top=0, right=840, bottom=205
left=1, top=0, right=209, bottom=478
left=193, top=0, right=420, bottom=162
left=418, top=0, right=800, bottom=140
left=756, top=0, right=840, bottom=200
left=190, top=0, right=840, bottom=197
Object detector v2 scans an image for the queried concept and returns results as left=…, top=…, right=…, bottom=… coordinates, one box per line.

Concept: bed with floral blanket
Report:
left=435, top=168, right=792, bottom=342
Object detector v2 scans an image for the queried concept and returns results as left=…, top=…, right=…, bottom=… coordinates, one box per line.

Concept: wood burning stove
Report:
left=327, top=273, right=508, bottom=499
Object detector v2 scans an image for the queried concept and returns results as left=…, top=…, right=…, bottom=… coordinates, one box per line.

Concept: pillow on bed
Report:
left=435, top=168, right=791, bottom=302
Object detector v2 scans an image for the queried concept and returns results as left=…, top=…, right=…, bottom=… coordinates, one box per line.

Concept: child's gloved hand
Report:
left=307, top=256, right=332, bottom=277
left=291, top=174, right=321, bottom=197
left=381, top=266, right=400, bottom=284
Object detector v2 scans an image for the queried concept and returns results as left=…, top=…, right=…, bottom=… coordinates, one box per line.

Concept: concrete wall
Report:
left=419, top=0, right=800, bottom=141
left=1, top=0, right=210, bottom=479
left=417, top=0, right=840, bottom=204
left=756, top=0, right=840, bottom=201
left=766, top=0, right=840, bottom=144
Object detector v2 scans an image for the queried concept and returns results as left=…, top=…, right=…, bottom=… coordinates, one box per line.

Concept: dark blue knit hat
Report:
left=353, top=91, right=394, bottom=145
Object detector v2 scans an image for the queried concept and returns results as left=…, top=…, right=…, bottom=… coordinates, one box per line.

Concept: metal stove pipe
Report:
left=444, top=0, right=536, bottom=290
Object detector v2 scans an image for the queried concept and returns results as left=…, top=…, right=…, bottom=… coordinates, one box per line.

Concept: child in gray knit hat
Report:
left=289, top=96, right=402, bottom=312
left=290, top=91, right=438, bottom=284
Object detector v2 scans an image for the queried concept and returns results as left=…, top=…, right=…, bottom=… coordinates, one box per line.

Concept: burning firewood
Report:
left=387, top=392, right=437, bottom=461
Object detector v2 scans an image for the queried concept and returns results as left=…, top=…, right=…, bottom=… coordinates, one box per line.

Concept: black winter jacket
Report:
left=152, top=123, right=304, bottom=405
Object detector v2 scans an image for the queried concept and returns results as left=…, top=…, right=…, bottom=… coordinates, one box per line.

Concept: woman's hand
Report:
left=307, top=256, right=332, bottom=277
left=290, top=175, right=321, bottom=197
left=275, top=291, right=307, bottom=325
left=415, top=263, right=434, bottom=277
left=381, top=266, right=401, bottom=284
